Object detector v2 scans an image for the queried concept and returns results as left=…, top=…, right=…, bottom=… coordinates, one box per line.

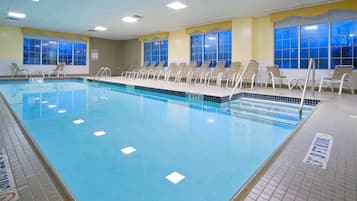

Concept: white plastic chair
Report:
left=318, top=65, right=354, bottom=95
left=11, top=63, right=29, bottom=78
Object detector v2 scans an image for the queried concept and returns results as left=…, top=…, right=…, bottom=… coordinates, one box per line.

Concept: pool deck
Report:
left=0, top=76, right=356, bottom=201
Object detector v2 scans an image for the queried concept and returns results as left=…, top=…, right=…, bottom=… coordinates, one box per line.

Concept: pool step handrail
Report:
left=229, top=59, right=257, bottom=100
left=95, top=67, right=112, bottom=80
left=299, top=58, right=316, bottom=121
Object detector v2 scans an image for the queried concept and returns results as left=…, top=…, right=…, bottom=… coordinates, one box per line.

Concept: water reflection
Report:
left=23, top=90, right=87, bottom=120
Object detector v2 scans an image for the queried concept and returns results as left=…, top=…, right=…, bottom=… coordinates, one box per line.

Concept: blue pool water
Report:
left=0, top=79, right=299, bottom=201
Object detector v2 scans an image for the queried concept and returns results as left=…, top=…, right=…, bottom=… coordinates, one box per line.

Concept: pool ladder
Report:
left=95, top=67, right=112, bottom=80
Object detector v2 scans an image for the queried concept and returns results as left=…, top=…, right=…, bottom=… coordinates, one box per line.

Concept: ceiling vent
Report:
left=88, top=29, right=96, bottom=32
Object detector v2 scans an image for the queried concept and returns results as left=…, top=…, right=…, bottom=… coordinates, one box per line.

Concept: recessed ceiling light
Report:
left=167, top=1, right=187, bottom=10
left=8, top=12, right=26, bottom=19
left=122, top=16, right=138, bottom=23
left=48, top=104, right=56, bottom=108
left=94, top=26, right=107, bottom=31
left=32, top=0, right=40, bottom=2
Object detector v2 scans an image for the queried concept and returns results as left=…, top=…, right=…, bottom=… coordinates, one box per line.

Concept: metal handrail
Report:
left=95, top=67, right=112, bottom=80
left=228, top=59, right=256, bottom=100
left=299, top=58, right=316, bottom=120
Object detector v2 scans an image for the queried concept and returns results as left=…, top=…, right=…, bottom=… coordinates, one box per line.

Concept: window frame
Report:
left=143, top=38, right=168, bottom=67
left=23, top=36, right=87, bottom=66
left=274, top=17, right=357, bottom=69
left=190, top=30, right=232, bottom=67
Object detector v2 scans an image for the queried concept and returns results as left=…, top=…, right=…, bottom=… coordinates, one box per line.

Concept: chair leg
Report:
left=251, top=74, right=256, bottom=90
left=338, top=80, right=344, bottom=95
left=272, top=78, right=275, bottom=89
left=286, top=78, right=291, bottom=90
left=318, top=79, right=324, bottom=92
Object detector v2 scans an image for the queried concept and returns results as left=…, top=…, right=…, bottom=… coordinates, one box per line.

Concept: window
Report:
left=160, top=40, right=168, bottom=66
left=23, top=37, right=87, bottom=66
left=73, top=43, right=86, bottom=65
left=190, top=34, right=203, bottom=66
left=218, top=30, right=232, bottom=67
left=59, top=41, right=73, bottom=65
left=274, top=17, right=357, bottom=69
left=300, top=23, right=329, bottom=69
left=204, top=33, right=217, bottom=67
left=274, top=26, right=298, bottom=69
left=331, top=19, right=357, bottom=68
left=144, top=42, right=152, bottom=65
left=190, top=30, right=232, bottom=67
left=143, top=39, right=168, bottom=66
left=41, top=40, right=58, bottom=65
left=23, top=38, right=41, bottom=64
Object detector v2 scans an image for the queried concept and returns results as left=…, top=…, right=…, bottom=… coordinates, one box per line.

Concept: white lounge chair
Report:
left=156, top=63, right=177, bottom=80
left=207, top=61, right=226, bottom=86
left=137, top=62, right=155, bottom=79
left=166, top=62, right=186, bottom=81
left=147, top=62, right=164, bottom=79
left=175, top=62, right=196, bottom=84
left=266, top=65, right=290, bottom=89
left=237, top=59, right=259, bottom=89
left=129, top=63, right=147, bottom=78
left=318, top=65, right=354, bottom=95
left=121, top=64, right=135, bottom=77
left=47, top=63, right=65, bottom=77
left=222, top=62, right=242, bottom=88
left=192, top=62, right=210, bottom=84
left=11, top=63, right=29, bottom=78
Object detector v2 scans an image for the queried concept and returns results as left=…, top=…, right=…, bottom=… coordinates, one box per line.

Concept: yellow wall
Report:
left=140, top=16, right=275, bottom=66
left=168, top=29, right=190, bottom=63
left=0, top=25, right=23, bottom=60
left=252, top=16, right=274, bottom=62
left=232, top=18, right=254, bottom=65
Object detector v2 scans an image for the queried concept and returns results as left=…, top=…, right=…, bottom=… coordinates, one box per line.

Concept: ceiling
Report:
left=0, top=0, right=339, bottom=40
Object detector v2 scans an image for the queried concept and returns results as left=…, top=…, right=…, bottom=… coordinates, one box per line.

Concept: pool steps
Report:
left=229, top=97, right=314, bottom=125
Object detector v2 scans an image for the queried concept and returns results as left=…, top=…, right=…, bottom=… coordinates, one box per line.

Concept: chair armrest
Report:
left=340, top=73, right=350, bottom=81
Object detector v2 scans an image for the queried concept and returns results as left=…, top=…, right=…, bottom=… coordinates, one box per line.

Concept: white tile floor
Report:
left=1, top=76, right=356, bottom=201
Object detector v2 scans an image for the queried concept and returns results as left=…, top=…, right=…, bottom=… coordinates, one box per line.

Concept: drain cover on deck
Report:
left=303, top=133, right=333, bottom=169
left=0, top=152, right=19, bottom=201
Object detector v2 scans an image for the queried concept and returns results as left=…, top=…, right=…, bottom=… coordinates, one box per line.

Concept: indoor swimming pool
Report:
left=0, top=78, right=315, bottom=201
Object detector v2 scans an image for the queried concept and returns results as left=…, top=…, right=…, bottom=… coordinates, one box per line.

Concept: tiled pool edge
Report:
left=87, top=78, right=320, bottom=106
left=0, top=92, right=76, bottom=201
left=231, top=102, right=321, bottom=201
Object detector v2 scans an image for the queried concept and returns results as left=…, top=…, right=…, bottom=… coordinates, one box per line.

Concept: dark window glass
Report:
left=73, top=42, right=86, bottom=65
left=23, top=38, right=40, bottom=64
left=300, top=23, right=328, bottom=69
left=59, top=41, right=73, bottom=65
left=204, top=32, right=218, bottom=67
left=331, top=19, right=356, bottom=68
left=274, top=26, right=298, bottom=68
left=42, top=40, right=57, bottom=65
left=191, top=34, right=203, bottom=66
